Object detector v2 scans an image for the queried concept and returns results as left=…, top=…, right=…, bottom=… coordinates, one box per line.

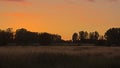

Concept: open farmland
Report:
left=0, top=46, right=120, bottom=68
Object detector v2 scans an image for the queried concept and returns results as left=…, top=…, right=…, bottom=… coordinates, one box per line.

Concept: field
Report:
left=0, top=46, right=120, bottom=68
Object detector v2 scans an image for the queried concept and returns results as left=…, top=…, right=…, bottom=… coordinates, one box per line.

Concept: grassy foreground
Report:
left=0, top=46, right=120, bottom=68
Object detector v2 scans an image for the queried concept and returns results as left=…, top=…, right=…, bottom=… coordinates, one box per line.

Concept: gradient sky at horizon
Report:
left=0, top=0, right=120, bottom=40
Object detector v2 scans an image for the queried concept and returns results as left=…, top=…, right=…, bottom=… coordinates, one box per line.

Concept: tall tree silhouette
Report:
left=72, top=32, right=79, bottom=43
left=6, top=28, right=14, bottom=43
left=89, top=31, right=99, bottom=41
left=15, top=28, right=27, bottom=44
left=79, top=31, right=88, bottom=40
left=105, top=28, right=120, bottom=45
left=0, top=28, right=13, bottom=45
left=94, top=31, right=99, bottom=40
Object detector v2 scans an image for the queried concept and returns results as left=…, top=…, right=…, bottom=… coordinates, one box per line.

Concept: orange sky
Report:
left=0, top=0, right=120, bottom=40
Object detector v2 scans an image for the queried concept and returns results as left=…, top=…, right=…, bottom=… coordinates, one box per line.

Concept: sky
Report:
left=0, top=0, right=120, bottom=40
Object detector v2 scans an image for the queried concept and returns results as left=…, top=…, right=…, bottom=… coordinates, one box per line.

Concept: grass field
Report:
left=0, top=46, right=120, bottom=68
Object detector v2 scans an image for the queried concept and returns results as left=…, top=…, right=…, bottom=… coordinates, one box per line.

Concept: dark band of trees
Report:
left=0, top=28, right=62, bottom=45
left=0, top=27, right=120, bottom=46
left=72, top=28, right=120, bottom=46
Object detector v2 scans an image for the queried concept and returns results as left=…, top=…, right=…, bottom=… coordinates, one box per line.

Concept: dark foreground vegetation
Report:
left=0, top=46, right=120, bottom=68
left=0, top=27, right=120, bottom=46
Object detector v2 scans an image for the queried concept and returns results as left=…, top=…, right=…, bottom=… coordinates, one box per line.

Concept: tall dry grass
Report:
left=0, top=46, right=120, bottom=68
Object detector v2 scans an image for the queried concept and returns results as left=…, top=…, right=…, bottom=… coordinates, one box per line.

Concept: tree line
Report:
left=72, top=31, right=99, bottom=43
left=72, top=28, right=120, bottom=46
left=0, top=27, right=120, bottom=46
left=0, top=28, right=63, bottom=45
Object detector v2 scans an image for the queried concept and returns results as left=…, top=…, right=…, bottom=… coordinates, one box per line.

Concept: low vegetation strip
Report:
left=0, top=46, right=120, bottom=68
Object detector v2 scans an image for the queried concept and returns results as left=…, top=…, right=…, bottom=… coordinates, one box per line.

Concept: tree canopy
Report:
left=0, top=27, right=120, bottom=46
left=105, top=28, right=120, bottom=45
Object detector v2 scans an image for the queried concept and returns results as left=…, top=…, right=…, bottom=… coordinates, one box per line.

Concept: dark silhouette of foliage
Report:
left=72, top=31, right=100, bottom=45
left=0, top=28, right=13, bottom=45
left=5, top=28, right=14, bottom=43
left=78, top=31, right=89, bottom=44
left=89, top=31, right=99, bottom=41
left=39, top=33, right=62, bottom=45
left=72, top=32, right=79, bottom=43
left=39, top=33, right=53, bottom=45
left=15, top=28, right=39, bottom=45
left=0, top=27, right=119, bottom=46
left=79, top=31, right=88, bottom=41
left=52, top=34, right=62, bottom=43
left=105, top=28, right=120, bottom=45
left=15, top=28, right=28, bottom=44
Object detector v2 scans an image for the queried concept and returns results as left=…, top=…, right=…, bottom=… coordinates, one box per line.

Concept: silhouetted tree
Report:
left=39, top=33, right=53, bottom=45
left=15, top=28, right=27, bottom=44
left=94, top=31, right=99, bottom=40
left=72, top=32, right=79, bottom=43
left=79, top=31, right=88, bottom=41
left=5, top=28, right=14, bottom=43
left=105, top=28, right=120, bottom=45
left=15, top=28, right=39, bottom=45
left=52, top=34, right=62, bottom=43
left=0, top=28, right=13, bottom=45
left=89, top=31, right=99, bottom=41
left=89, top=32, right=94, bottom=40
left=0, top=30, right=6, bottom=45
left=89, top=31, right=99, bottom=44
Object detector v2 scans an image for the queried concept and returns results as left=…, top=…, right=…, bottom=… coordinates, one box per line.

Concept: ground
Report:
left=0, top=46, right=120, bottom=68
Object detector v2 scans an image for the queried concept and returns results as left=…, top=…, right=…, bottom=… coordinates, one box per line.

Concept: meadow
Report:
left=0, top=45, right=120, bottom=68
